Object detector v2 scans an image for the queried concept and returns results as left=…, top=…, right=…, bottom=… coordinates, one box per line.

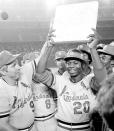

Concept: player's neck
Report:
left=58, top=68, right=66, bottom=75
left=84, top=66, right=91, bottom=76
left=70, top=73, right=84, bottom=83
left=2, top=76, right=18, bottom=86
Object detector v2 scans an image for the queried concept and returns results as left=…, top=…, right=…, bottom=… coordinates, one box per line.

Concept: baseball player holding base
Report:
left=33, top=29, right=107, bottom=131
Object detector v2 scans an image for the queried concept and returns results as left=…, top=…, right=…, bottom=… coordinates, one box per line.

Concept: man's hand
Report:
left=46, top=29, right=56, bottom=47
left=87, top=28, right=102, bottom=49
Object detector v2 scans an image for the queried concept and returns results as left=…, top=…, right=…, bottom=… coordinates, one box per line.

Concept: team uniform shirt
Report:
left=32, top=81, right=56, bottom=121
left=0, top=59, right=38, bottom=130
left=34, top=71, right=98, bottom=130
left=51, top=68, right=66, bottom=104
left=52, top=74, right=96, bottom=123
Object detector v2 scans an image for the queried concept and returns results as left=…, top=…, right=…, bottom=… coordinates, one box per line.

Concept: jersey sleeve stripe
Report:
left=33, top=60, right=37, bottom=75
left=0, top=113, right=9, bottom=118
left=34, top=60, right=37, bottom=69
left=31, top=60, right=36, bottom=77
left=32, top=77, right=40, bottom=84
left=49, top=72, right=54, bottom=87
left=0, top=110, right=10, bottom=115
left=0, top=110, right=10, bottom=118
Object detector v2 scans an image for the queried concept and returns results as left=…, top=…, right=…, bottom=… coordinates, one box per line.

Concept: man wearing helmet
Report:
left=53, top=50, right=66, bottom=76
left=51, top=50, right=67, bottom=110
left=33, top=29, right=107, bottom=131
left=34, top=49, right=96, bottom=131
left=97, top=44, right=114, bottom=75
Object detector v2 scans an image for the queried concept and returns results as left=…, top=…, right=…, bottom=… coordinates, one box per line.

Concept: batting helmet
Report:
left=97, top=45, right=114, bottom=56
left=64, top=48, right=85, bottom=63
left=55, top=50, right=66, bottom=60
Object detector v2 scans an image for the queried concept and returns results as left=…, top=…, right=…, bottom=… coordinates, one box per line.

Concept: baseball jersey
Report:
left=0, top=59, right=39, bottom=129
left=51, top=68, right=69, bottom=105
left=52, top=74, right=97, bottom=123
left=0, top=78, right=34, bottom=129
left=34, top=71, right=97, bottom=123
left=32, top=81, right=56, bottom=120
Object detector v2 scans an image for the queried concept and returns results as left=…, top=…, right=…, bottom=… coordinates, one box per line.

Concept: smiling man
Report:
left=34, top=47, right=99, bottom=131
left=0, top=50, right=40, bottom=131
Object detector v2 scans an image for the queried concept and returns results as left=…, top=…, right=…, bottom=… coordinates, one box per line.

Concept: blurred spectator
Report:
left=97, top=73, right=114, bottom=131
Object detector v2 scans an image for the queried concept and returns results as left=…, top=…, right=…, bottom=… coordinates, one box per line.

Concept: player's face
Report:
left=55, top=58, right=66, bottom=69
left=99, top=53, right=111, bottom=65
left=6, top=60, right=21, bottom=80
left=66, top=59, right=82, bottom=77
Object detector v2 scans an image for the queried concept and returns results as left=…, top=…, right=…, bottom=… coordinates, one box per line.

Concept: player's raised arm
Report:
left=34, top=29, right=56, bottom=87
left=87, top=29, right=107, bottom=84
left=36, top=29, right=55, bottom=74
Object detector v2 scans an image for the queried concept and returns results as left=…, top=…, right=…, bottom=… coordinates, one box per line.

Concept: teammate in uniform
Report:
left=97, top=44, right=114, bottom=75
left=0, top=50, right=38, bottom=131
left=97, top=43, right=114, bottom=131
left=34, top=48, right=99, bottom=131
left=33, top=29, right=106, bottom=131
left=23, top=51, right=57, bottom=131
left=32, top=79, right=57, bottom=131
left=51, top=50, right=67, bottom=106
left=77, top=44, right=92, bottom=76
left=52, top=50, right=66, bottom=76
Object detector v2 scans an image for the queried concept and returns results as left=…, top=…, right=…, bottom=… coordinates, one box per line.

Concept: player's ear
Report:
left=81, top=62, right=87, bottom=71
left=0, top=65, right=8, bottom=75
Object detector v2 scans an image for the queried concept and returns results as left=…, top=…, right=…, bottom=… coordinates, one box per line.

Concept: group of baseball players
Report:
left=0, top=29, right=114, bottom=131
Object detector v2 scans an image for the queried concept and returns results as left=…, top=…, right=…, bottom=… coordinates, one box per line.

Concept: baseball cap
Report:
left=97, top=45, right=114, bottom=56
left=55, top=50, right=66, bottom=60
left=0, top=50, right=20, bottom=68
left=64, top=49, right=85, bottom=63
